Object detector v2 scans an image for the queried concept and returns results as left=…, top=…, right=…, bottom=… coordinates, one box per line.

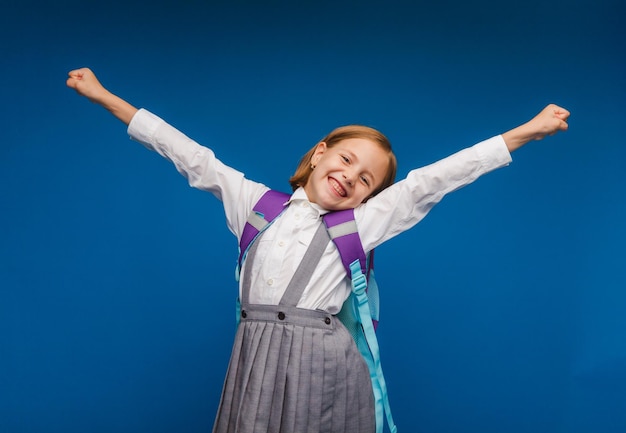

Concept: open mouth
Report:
left=329, top=177, right=347, bottom=197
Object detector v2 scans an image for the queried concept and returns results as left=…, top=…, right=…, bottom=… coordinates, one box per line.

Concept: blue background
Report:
left=1, top=1, right=625, bottom=432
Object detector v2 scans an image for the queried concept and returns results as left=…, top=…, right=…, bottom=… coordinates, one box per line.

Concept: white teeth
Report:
left=330, top=178, right=346, bottom=197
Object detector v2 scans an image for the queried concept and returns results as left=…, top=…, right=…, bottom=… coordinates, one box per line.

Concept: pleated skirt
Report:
left=212, top=304, right=375, bottom=433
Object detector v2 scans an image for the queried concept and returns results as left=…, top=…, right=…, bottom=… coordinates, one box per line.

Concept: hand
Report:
left=526, top=104, right=570, bottom=141
left=502, top=104, right=570, bottom=152
left=66, top=67, right=109, bottom=103
left=66, top=67, right=138, bottom=125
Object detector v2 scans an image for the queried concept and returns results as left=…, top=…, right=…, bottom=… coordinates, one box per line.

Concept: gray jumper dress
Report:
left=213, top=223, right=375, bottom=433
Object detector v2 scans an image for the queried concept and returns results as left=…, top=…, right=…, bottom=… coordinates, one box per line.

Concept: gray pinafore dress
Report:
left=213, top=223, right=375, bottom=433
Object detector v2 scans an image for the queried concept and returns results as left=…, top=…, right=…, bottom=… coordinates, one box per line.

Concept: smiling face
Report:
left=303, top=138, right=391, bottom=210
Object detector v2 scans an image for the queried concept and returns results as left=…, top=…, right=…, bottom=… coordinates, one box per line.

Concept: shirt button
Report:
left=278, top=312, right=286, bottom=320
left=301, top=202, right=309, bottom=208
left=294, top=213, right=301, bottom=220
left=267, top=278, right=274, bottom=286
left=324, top=317, right=331, bottom=325
left=278, top=241, right=285, bottom=247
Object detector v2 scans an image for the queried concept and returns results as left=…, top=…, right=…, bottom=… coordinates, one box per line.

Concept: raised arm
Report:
left=66, top=68, right=138, bottom=125
left=357, top=103, right=571, bottom=250
left=502, top=104, right=570, bottom=152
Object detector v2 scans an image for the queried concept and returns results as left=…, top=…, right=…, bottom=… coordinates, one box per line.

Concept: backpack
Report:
left=235, top=189, right=397, bottom=433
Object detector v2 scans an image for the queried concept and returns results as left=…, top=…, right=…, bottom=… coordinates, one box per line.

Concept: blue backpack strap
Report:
left=323, top=210, right=397, bottom=433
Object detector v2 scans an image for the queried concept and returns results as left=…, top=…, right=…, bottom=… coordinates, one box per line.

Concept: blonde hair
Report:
left=289, top=125, right=397, bottom=198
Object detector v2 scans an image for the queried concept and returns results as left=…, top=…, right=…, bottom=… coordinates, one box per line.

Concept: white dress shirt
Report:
left=128, top=109, right=512, bottom=314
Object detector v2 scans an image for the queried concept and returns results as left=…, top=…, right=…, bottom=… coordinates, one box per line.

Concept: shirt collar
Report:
left=287, top=187, right=330, bottom=216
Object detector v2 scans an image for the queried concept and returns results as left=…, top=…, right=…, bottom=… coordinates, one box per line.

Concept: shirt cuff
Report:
left=475, top=135, right=513, bottom=171
left=127, top=108, right=163, bottom=150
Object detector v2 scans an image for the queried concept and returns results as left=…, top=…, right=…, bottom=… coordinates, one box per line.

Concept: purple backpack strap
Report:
left=322, top=209, right=368, bottom=276
left=238, top=190, right=291, bottom=270
left=238, top=190, right=372, bottom=281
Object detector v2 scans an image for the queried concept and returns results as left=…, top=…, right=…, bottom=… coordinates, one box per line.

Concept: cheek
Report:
left=307, top=171, right=326, bottom=192
left=354, top=187, right=371, bottom=203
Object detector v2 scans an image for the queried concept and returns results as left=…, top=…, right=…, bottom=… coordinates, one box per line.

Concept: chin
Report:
left=328, top=202, right=354, bottom=211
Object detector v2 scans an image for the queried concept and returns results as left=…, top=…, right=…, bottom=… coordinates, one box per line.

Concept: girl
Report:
left=67, top=68, right=570, bottom=433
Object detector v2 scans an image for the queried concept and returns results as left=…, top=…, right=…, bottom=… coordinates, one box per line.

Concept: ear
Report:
left=311, top=141, right=327, bottom=166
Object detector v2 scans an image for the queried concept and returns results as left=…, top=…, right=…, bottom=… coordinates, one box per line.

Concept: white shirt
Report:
left=128, top=109, right=512, bottom=314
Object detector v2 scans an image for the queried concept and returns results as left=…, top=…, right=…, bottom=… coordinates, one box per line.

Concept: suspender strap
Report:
left=239, top=223, right=331, bottom=309
left=279, top=223, right=331, bottom=306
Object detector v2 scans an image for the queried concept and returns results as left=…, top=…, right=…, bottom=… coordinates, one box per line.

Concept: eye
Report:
left=341, top=155, right=350, bottom=163
left=360, top=175, right=370, bottom=186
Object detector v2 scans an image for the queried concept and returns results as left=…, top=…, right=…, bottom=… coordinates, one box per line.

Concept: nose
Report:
left=343, top=170, right=356, bottom=186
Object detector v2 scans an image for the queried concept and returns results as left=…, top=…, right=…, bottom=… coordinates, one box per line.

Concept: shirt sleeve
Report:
left=356, top=135, right=512, bottom=251
left=127, top=109, right=268, bottom=238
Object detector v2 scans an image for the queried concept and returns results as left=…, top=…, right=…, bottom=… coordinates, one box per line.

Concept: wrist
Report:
left=89, top=88, right=115, bottom=107
left=101, top=91, right=138, bottom=125
left=502, top=124, right=532, bottom=153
